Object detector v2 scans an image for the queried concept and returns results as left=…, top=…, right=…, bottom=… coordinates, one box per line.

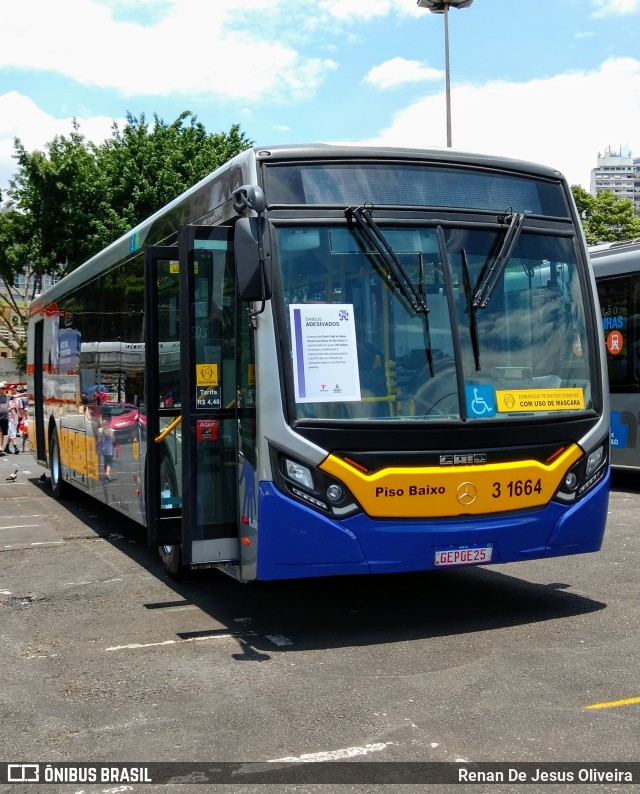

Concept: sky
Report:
left=1, top=0, right=640, bottom=196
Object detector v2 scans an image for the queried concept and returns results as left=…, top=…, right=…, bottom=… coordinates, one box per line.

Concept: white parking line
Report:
left=2, top=541, right=64, bottom=550
left=105, top=632, right=257, bottom=651
left=0, top=524, right=42, bottom=530
left=8, top=514, right=46, bottom=518
left=268, top=742, right=390, bottom=762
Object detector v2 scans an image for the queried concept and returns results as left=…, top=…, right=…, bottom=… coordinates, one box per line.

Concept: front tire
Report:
left=159, top=544, right=184, bottom=579
left=50, top=428, right=71, bottom=499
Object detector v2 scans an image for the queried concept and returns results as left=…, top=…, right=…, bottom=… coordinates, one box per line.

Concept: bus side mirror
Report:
left=235, top=217, right=272, bottom=301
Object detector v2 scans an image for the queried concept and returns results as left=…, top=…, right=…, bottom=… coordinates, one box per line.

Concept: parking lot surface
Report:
left=1, top=455, right=639, bottom=792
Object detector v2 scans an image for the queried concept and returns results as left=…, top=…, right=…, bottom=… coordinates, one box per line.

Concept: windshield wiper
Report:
left=461, top=248, right=481, bottom=371
left=472, top=210, right=525, bottom=309
left=345, top=205, right=429, bottom=315
left=345, top=204, right=433, bottom=376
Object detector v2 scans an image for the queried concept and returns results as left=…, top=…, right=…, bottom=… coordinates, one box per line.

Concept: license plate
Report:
left=434, top=543, right=493, bottom=567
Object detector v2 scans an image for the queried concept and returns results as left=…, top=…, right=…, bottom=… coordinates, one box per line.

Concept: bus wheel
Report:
left=159, top=544, right=184, bottom=579
left=50, top=429, right=70, bottom=499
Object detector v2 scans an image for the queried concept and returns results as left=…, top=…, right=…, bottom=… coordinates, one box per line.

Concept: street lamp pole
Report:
left=417, top=0, right=473, bottom=148
left=443, top=3, right=452, bottom=148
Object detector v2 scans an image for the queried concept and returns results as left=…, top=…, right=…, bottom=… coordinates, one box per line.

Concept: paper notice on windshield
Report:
left=290, top=304, right=361, bottom=403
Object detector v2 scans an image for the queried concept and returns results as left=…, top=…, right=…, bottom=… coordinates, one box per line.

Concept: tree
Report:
left=7, top=112, right=252, bottom=274
left=0, top=207, right=46, bottom=360
left=9, top=120, right=104, bottom=274
left=0, top=112, right=253, bottom=357
left=571, top=185, right=640, bottom=245
left=89, top=112, right=252, bottom=256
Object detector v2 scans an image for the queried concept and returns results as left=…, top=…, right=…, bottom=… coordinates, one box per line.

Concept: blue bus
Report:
left=590, top=238, right=640, bottom=468
left=28, top=145, right=610, bottom=580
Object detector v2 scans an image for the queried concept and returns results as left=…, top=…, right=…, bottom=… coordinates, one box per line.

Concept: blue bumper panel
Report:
left=256, top=482, right=370, bottom=580
left=255, top=474, right=610, bottom=580
left=544, top=468, right=609, bottom=557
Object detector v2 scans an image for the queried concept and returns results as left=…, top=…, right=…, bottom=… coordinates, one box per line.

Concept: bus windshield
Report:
left=278, top=224, right=593, bottom=421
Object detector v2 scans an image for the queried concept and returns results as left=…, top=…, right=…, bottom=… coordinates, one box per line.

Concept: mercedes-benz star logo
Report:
left=456, top=481, right=477, bottom=506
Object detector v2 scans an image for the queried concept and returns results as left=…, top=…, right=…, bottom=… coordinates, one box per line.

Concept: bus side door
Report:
left=178, top=225, right=240, bottom=568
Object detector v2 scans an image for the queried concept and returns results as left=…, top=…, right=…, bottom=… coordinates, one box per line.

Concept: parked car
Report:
left=90, top=402, right=140, bottom=442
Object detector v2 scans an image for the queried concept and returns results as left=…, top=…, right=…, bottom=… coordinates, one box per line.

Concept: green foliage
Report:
left=90, top=112, right=253, bottom=252
left=14, top=343, right=26, bottom=375
left=0, top=209, right=44, bottom=353
left=9, top=120, right=103, bottom=272
left=0, top=112, right=252, bottom=354
left=5, top=112, right=253, bottom=275
left=571, top=185, right=640, bottom=245
left=0, top=208, right=33, bottom=282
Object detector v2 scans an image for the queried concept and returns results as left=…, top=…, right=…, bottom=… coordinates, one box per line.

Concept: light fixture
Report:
left=417, top=1, right=473, bottom=10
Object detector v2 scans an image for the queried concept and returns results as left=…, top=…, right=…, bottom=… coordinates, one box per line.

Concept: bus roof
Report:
left=251, top=143, right=565, bottom=179
left=589, top=238, right=640, bottom=278
left=30, top=144, right=568, bottom=314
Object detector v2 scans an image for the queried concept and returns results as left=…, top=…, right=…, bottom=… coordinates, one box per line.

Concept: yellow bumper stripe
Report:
left=320, top=444, right=583, bottom=518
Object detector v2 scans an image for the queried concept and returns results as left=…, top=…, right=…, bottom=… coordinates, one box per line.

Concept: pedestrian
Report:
left=96, top=416, right=114, bottom=481
left=18, top=387, right=27, bottom=412
left=19, top=414, right=29, bottom=452
left=0, top=383, right=9, bottom=456
left=5, top=391, right=22, bottom=454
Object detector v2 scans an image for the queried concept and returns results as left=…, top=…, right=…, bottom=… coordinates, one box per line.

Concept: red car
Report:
left=90, top=403, right=140, bottom=442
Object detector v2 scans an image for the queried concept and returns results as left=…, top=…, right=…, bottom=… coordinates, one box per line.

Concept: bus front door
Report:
left=178, top=225, right=239, bottom=568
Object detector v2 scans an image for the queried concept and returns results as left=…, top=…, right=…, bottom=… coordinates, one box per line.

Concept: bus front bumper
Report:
left=255, top=472, right=609, bottom=580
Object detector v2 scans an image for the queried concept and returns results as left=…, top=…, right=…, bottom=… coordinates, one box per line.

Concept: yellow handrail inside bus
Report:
left=155, top=415, right=182, bottom=443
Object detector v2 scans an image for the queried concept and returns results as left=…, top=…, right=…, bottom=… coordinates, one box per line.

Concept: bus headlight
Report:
left=564, top=471, right=579, bottom=491
left=271, top=447, right=361, bottom=518
left=326, top=484, right=344, bottom=503
left=554, top=440, right=608, bottom=502
left=284, top=458, right=314, bottom=490
left=586, top=445, right=604, bottom=476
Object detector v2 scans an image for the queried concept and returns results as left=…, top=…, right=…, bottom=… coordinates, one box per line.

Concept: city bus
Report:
left=27, top=144, right=610, bottom=581
left=589, top=238, right=640, bottom=468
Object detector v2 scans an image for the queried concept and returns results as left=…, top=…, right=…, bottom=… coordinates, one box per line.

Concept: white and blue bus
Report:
left=590, top=238, right=640, bottom=469
left=28, top=145, right=610, bottom=580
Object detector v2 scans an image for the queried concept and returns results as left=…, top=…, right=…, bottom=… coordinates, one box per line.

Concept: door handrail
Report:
left=155, top=415, right=182, bottom=443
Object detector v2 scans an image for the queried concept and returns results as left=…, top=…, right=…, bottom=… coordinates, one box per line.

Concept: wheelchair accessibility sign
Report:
left=465, top=385, right=496, bottom=417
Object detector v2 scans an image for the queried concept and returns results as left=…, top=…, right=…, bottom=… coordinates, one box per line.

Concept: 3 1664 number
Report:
left=492, top=478, right=542, bottom=499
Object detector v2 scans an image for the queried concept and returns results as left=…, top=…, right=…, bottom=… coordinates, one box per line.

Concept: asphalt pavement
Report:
left=0, top=458, right=639, bottom=793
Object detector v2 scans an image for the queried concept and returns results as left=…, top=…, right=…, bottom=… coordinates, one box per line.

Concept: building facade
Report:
left=590, top=148, right=640, bottom=214
left=0, top=273, right=59, bottom=359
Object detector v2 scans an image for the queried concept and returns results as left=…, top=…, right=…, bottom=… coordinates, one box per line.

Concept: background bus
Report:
left=590, top=238, right=640, bottom=468
left=27, top=144, right=610, bottom=582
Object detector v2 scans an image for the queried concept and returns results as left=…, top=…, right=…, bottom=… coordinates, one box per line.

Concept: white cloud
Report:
left=319, top=0, right=419, bottom=21
left=591, top=0, right=640, bottom=15
left=351, top=57, right=640, bottom=190
left=0, top=1, right=336, bottom=102
left=365, top=57, right=443, bottom=89
left=0, top=92, right=123, bottom=192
